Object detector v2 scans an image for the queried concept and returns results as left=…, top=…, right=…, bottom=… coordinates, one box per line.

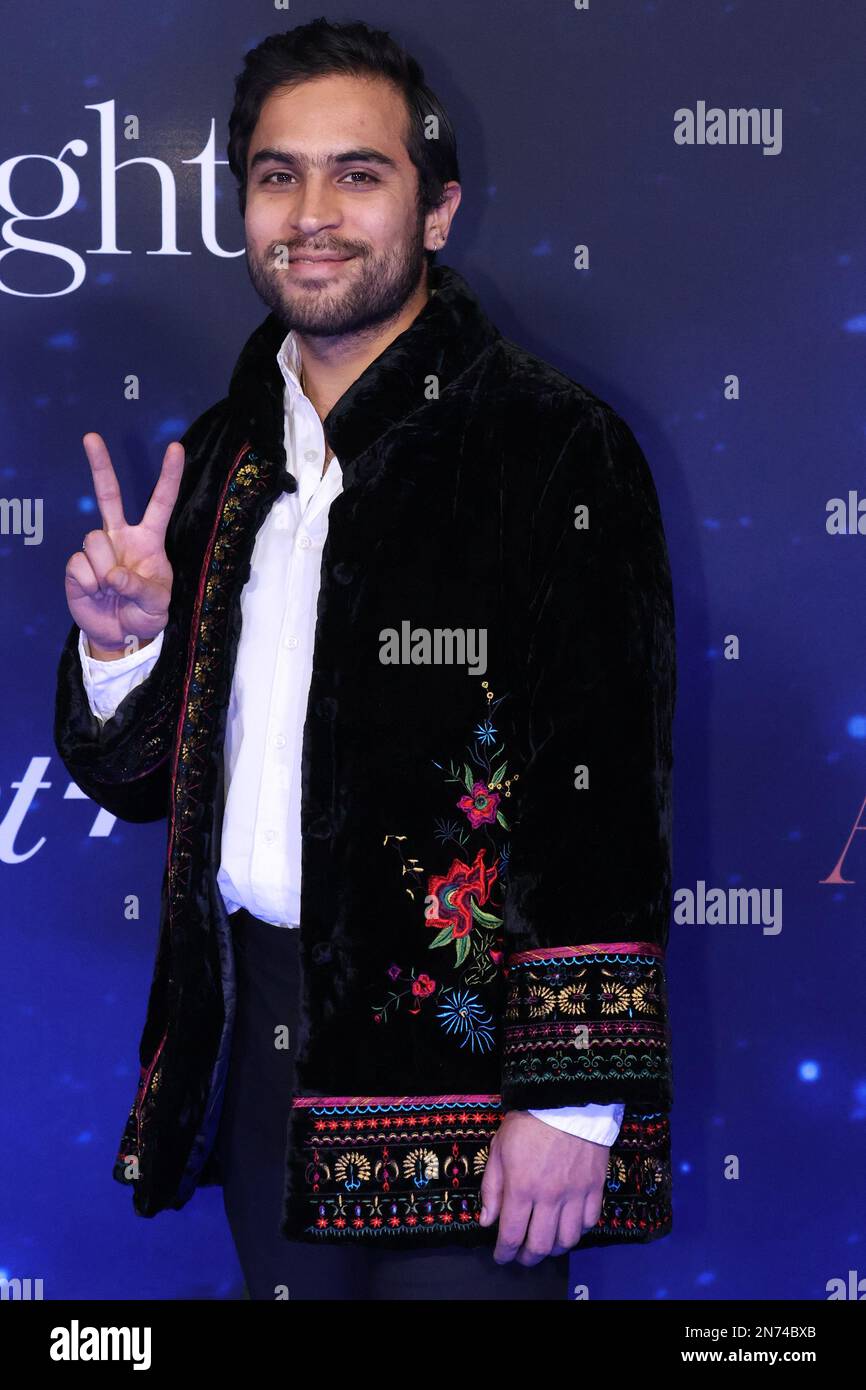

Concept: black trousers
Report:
left=215, top=907, right=570, bottom=1300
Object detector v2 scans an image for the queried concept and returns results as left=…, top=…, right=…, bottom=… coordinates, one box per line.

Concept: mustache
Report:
left=270, top=241, right=367, bottom=259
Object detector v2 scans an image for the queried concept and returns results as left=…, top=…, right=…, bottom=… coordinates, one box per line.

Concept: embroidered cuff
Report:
left=500, top=943, right=673, bottom=1112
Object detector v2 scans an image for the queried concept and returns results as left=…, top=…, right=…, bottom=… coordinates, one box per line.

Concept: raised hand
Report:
left=64, top=432, right=186, bottom=660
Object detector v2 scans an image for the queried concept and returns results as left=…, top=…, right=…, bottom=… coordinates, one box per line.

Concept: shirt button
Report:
left=304, top=449, right=318, bottom=462
left=264, top=829, right=276, bottom=842
left=274, top=733, right=286, bottom=748
left=297, top=534, right=312, bottom=549
left=284, top=635, right=299, bottom=649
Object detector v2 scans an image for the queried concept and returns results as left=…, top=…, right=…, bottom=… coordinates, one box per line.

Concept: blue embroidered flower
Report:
left=473, top=718, right=498, bottom=746
left=437, top=988, right=496, bottom=1053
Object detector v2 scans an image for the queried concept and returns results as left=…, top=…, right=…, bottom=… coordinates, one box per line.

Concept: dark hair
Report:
left=227, top=17, right=460, bottom=266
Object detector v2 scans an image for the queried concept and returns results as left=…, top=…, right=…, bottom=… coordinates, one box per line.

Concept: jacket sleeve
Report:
left=500, top=402, right=676, bottom=1114
left=52, top=403, right=225, bottom=823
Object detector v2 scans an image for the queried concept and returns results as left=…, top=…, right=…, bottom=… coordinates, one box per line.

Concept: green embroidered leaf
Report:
left=455, top=934, right=471, bottom=967
left=470, top=897, right=503, bottom=929
left=490, top=761, right=507, bottom=786
left=462, top=763, right=475, bottom=793
left=428, top=926, right=455, bottom=949
left=496, top=810, right=510, bottom=830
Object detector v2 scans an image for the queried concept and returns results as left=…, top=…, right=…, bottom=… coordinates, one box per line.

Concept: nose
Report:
left=291, top=173, right=342, bottom=239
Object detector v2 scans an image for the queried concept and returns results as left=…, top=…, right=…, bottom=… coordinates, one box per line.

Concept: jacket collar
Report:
left=227, top=263, right=501, bottom=486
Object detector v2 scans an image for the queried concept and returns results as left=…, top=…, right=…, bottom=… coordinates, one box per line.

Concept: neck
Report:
left=297, top=268, right=432, bottom=426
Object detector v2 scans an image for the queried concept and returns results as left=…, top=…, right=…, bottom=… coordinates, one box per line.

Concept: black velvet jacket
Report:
left=54, top=264, right=676, bottom=1249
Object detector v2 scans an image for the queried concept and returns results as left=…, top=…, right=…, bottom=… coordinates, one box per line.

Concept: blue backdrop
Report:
left=2, top=0, right=864, bottom=1301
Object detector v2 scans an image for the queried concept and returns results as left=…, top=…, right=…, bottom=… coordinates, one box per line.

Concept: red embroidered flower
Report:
left=411, top=973, right=436, bottom=997
left=457, top=780, right=500, bottom=828
left=426, top=848, right=498, bottom=940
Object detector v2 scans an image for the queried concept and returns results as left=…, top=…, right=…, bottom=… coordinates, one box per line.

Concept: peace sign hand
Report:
left=64, top=432, right=186, bottom=660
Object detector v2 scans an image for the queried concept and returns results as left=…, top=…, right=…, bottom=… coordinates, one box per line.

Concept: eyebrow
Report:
left=249, top=146, right=399, bottom=174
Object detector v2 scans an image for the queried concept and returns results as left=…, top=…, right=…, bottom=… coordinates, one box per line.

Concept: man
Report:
left=54, top=18, right=676, bottom=1301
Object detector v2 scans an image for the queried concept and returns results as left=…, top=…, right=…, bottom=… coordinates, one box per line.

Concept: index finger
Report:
left=82, top=432, right=127, bottom=531
left=141, top=440, right=186, bottom=540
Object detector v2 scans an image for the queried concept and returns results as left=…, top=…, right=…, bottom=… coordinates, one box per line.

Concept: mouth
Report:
left=288, top=253, right=354, bottom=265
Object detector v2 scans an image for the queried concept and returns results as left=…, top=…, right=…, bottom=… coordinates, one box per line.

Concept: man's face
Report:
left=244, top=73, right=434, bottom=337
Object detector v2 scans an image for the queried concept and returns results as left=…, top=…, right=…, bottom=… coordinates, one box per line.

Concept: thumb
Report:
left=479, top=1134, right=504, bottom=1226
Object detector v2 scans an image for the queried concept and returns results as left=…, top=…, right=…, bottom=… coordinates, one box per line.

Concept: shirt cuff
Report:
left=78, top=626, right=164, bottom=725
left=527, top=1102, right=626, bottom=1148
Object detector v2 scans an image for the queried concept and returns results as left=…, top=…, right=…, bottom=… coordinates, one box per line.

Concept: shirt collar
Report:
left=276, top=329, right=305, bottom=403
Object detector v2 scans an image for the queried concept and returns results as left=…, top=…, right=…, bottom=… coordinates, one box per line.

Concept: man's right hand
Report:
left=65, top=432, right=185, bottom=661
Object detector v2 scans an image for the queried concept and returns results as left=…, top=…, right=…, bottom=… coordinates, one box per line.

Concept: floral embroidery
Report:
left=436, top=987, right=496, bottom=1053
left=457, top=780, right=501, bottom=828
left=426, top=846, right=498, bottom=946
left=374, top=683, right=518, bottom=1046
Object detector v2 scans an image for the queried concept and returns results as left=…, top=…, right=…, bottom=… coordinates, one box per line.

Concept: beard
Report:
left=245, top=206, right=429, bottom=339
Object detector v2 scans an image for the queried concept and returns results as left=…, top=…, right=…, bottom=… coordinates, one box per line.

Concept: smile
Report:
left=289, top=255, right=354, bottom=265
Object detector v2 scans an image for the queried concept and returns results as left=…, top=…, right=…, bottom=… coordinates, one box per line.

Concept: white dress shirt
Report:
left=77, top=327, right=624, bottom=1149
